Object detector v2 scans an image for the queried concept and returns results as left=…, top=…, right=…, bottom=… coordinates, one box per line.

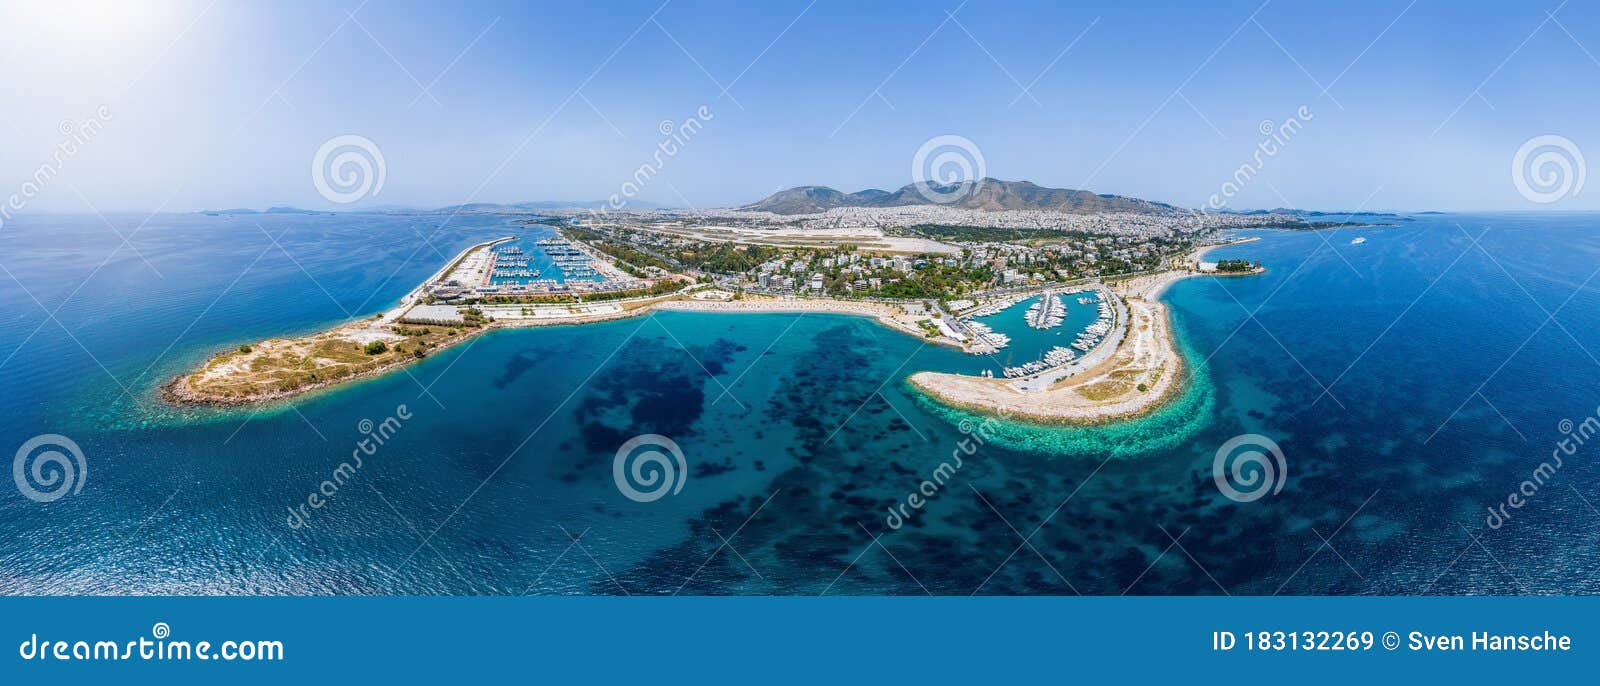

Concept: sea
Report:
left=1, top=211, right=1598, bottom=595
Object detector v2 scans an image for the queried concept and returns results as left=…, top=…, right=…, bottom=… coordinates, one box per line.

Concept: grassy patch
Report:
left=187, top=322, right=475, bottom=399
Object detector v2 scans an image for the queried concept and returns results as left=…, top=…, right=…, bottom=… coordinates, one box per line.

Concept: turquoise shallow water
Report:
left=2, top=212, right=1599, bottom=594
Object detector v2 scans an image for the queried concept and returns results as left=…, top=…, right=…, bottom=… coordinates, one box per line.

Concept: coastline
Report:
left=162, top=293, right=956, bottom=407
left=163, top=238, right=1258, bottom=411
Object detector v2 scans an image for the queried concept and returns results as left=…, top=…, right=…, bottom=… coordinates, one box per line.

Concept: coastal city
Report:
left=170, top=198, right=1287, bottom=423
left=555, top=203, right=1293, bottom=301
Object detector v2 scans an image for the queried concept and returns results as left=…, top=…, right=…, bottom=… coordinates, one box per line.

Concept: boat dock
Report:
left=1010, top=288, right=1128, bottom=390
left=1025, top=291, right=1065, bottom=330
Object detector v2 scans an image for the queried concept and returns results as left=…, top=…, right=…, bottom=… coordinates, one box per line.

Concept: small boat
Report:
left=1350, top=237, right=1367, bottom=245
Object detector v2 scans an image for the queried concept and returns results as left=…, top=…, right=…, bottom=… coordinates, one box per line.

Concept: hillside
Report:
left=741, top=178, right=1176, bottom=215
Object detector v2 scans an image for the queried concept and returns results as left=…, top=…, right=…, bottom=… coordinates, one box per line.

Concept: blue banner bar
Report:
left=3, top=597, right=1593, bottom=684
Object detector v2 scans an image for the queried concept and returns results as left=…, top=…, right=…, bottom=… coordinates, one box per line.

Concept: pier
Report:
left=382, top=236, right=515, bottom=323
left=1024, top=291, right=1065, bottom=330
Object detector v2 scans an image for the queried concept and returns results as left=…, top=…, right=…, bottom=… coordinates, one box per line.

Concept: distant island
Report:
left=203, top=206, right=330, bottom=216
left=1233, top=208, right=1403, bottom=218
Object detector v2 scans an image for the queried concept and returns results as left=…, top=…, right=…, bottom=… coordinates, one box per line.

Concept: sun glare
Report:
left=17, top=0, right=170, bottom=42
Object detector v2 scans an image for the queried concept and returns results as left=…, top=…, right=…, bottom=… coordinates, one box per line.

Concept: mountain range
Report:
left=740, top=179, right=1178, bottom=215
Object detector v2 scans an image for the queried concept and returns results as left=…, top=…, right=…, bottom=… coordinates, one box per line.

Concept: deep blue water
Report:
left=1, top=212, right=1598, bottom=595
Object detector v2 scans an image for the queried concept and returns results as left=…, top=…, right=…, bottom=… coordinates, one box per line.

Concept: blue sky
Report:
left=2, top=0, right=1598, bottom=212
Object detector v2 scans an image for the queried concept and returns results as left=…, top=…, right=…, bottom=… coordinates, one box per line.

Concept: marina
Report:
left=956, top=287, right=1118, bottom=379
left=963, top=320, right=1012, bottom=353
left=960, top=293, right=1029, bottom=318
left=418, top=229, right=648, bottom=299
